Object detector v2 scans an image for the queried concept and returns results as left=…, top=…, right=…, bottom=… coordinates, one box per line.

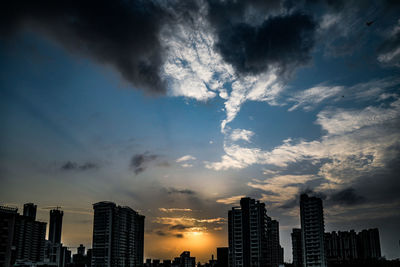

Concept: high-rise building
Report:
left=291, top=228, right=303, bottom=267
left=300, top=194, right=326, bottom=267
left=228, top=197, right=268, bottom=267
left=324, top=228, right=381, bottom=264
left=23, top=203, right=37, bottom=220
left=0, top=204, right=46, bottom=266
left=266, top=219, right=283, bottom=267
left=91, top=201, right=145, bottom=267
left=228, top=197, right=282, bottom=267
left=217, top=247, right=228, bottom=267
left=357, top=228, right=381, bottom=260
left=325, top=230, right=358, bottom=264
left=13, top=215, right=47, bottom=263
left=49, top=209, right=63, bottom=244
left=0, top=206, right=18, bottom=267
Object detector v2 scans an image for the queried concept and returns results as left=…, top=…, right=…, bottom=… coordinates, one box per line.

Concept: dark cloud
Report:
left=169, top=224, right=189, bottom=230
left=130, top=153, right=158, bottom=175
left=279, top=198, right=298, bottom=209
left=208, top=0, right=316, bottom=77
left=0, top=0, right=171, bottom=94
left=155, top=230, right=167, bottom=236
left=329, top=187, right=365, bottom=206
left=60, top=161, right=98, bottom=171
left=175, top=233, right=184, bottom=238
left=165, top=187, right=196, bottom=195
left=300, top=188, right=327, bottom=200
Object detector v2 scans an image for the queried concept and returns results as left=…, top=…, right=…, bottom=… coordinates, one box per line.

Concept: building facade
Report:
left=49, top=209, right=63, bottom=245
left=0, top=204, right=47, bottom=267
left=23, top=203, right=37, bottom=220
left=325, top=228, right=381, bottom=264
left=300, top=194, right=326, bottom=267
left=291, top=228, right=303, bottom=267
left=91, top=201, right=145, bottom=267
left=0, top=206, right=18, bottom=267
left=228, top=197, right=282, bottom=267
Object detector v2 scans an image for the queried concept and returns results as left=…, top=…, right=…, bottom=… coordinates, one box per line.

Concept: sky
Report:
left=1, top=0, right=400, bottom=263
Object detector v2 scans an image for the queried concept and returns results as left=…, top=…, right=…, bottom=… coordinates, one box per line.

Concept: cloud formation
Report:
left=214, top=12, right=316, bottom=76
left=165, top=187, right=196, bottom=195
left=216, top=195, right=246, bottom=205
left=176, top=155, right=196, bottom=162
left=130, top=153, right=158, bottom=175
left=0, top=0, right=178, bottom=94
left=60, top=161, right=98, bottom=171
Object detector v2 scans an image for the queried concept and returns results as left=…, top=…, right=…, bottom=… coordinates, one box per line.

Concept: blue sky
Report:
left=1, top=0, right=400, bottom=262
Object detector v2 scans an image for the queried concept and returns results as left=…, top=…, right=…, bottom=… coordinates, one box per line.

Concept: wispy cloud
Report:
left=288, top=85, right=344, bottom=111
left=159, top=208, right=192, bottom=213
left=216, top=195, right=245, bottom=205
left=176, top=155, right=196, bottom=162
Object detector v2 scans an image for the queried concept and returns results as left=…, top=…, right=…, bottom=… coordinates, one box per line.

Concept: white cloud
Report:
left=206, top=97, right=400, bottom=175
left=181, top=163, right=193, bottom=168
left=221, top=70, right=284, bottom=132
left=161, top=9, right=234, bottom=102
left=230, top=129, right=254, bottom=142
left=176, top=155, right=196, bottom=162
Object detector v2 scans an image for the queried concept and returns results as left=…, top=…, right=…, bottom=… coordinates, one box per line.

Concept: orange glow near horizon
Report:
left=144, top=227, right=226, bottom=262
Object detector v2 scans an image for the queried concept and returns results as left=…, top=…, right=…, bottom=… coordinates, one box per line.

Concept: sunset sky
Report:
left=1, top=0, right=400, bottom=263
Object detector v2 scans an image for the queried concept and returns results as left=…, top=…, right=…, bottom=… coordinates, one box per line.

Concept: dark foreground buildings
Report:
left=294, top=193, right=384, bottom=267
left=0, top=204, right=46, bottom=267
left=228, top=197, right=283, bottom=267
left=91, top=201, right=145, bottom=267
left=325, top=228, right=381, bottom=265
left=300, top=194, right=326, bottom=267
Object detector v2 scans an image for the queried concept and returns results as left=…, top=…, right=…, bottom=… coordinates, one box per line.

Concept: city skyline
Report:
left=1, top=0, right=400, bottom=264
left=0, top=196, right=391, bottom=265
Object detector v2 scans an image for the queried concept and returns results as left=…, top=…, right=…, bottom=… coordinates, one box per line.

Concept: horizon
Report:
left=1, top=0, right=400, bottom=264
left=1, top=195, right=395, bottom=263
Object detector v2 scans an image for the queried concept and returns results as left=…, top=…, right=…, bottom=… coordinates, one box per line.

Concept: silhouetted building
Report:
left=325, top=228, right=381, bottom=265
left=49, top=209, right=63, bottom=244
left=0, top=206, right=18, bottom=267
left=217, top=247, right=228, bottom=267
left=86, top=249, right=92, bottom=267
left=300, top=194, right=326, bottom=267
left=228, top=197, right=283, bottom=267
left=172, top=251, right=195, bottom=267
left=291, top=229, right=303, bottom=267
left=357, top=228, right=381, bottom=260
left=163, top=259, right=172, bottom=267
left=0, top=204, right=47, bottom=266
left=13, top=214, right=47, bottom=263
left=267, top=219, right=284, bottom=267
left=325, top=230, right=358, bottom=264
left=91, top=201, right=145, bottom=267
left=77, top=244, right=85, bottom=256
left=23, top=203, right=37, bottom=220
